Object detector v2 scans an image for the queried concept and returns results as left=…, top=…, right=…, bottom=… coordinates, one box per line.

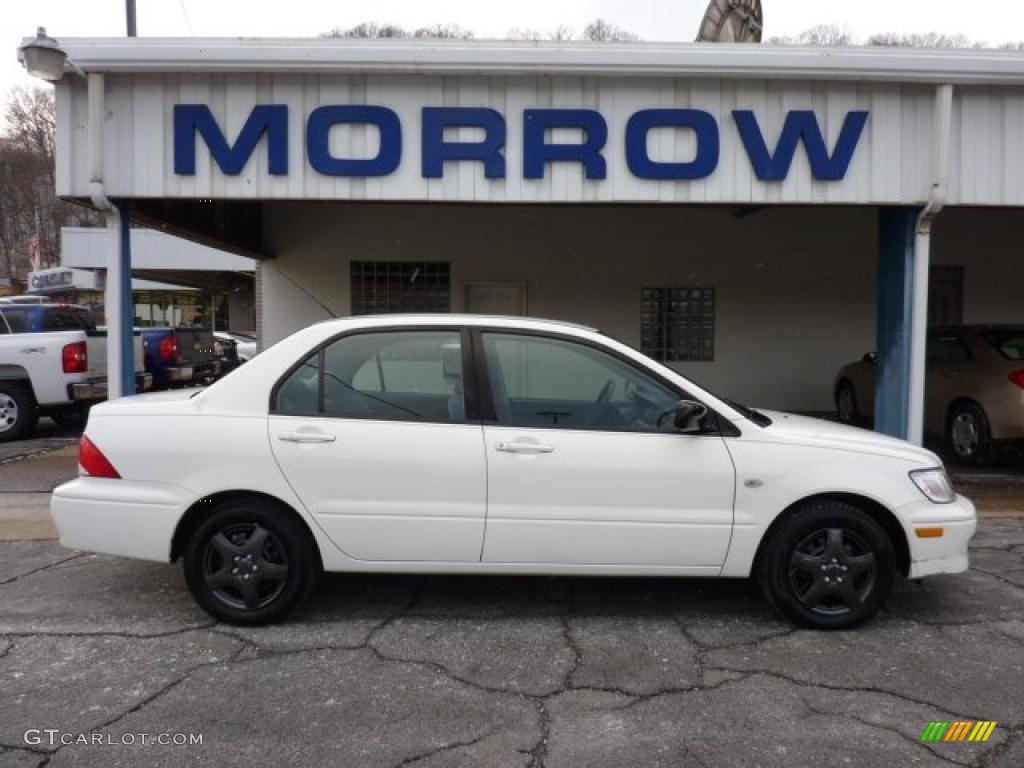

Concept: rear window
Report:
left=41, top=307, right=95, bottom=332
left=978, top=329, right=1024, bottom=361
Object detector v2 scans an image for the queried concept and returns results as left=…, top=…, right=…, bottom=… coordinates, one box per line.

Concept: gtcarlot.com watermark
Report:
left=24, top=729, right=203, bottom=747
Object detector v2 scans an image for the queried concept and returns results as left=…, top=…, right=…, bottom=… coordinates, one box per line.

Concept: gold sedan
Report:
left=835, top=326, right=1024, bottom=465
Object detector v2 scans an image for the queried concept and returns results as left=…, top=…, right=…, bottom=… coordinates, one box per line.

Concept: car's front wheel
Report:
left=183, top=499, right=318, bottom=625
left=759, top=500, right=896, bottom=629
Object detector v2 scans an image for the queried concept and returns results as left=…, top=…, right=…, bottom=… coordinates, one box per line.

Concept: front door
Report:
left=270, top=328, right=486, bottom=562
left=478, top=331, right=736, bottom=569
left=924, top=330, right=973, bottom=435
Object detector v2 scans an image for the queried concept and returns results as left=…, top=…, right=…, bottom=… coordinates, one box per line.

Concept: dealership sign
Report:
left=173, top=104, right=869, bottom=183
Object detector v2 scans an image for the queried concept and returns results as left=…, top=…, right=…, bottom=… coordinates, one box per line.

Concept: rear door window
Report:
left=274, top=330, right=467, bottom=423
left=1, top=309, right=30, bottom=333
left=926, top=334, right=971, bottom=364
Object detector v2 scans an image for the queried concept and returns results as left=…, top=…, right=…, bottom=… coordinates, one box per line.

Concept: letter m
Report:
left=733, top=110, right=868, bottom=182
left=174, top=104, right=288, bottom=176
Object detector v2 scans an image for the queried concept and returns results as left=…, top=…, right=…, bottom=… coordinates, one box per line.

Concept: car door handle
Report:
left=495, top=440, right=554, bottom=454
left=278, top=430, right=336, bottom=444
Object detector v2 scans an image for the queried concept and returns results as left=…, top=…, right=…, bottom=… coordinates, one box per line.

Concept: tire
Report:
left=835, top=381, right=859, bottom=425
left=947, top=402, right=993, bottom=467
left=51, top=407, right=89, bottom=430
left=758, top=500, right=896, bottom=630
left=183, top=498, right=318, bottom=625
left=0, top=382, right=38, bottom=443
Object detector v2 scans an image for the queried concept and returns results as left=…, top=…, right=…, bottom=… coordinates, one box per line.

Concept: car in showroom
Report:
left=52, top=315, right=976, bottom=629
left=835, top=325, right=1024, bottom=465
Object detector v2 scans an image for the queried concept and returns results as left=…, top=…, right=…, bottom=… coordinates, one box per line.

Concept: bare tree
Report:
left=582, top=18, right=639, bottom=42
left=768, top=24, right=852, bottom=46
left=507, top=25, right=577, bottom=42
left=507, top=25, right=579, bottom=42
left=323, top=22, right=409, bottom=38
left=867, top=32, right=980, bottom=49
left=0, top=87, right=98, bottom=280
left=412, top=24, right=474, bottom=40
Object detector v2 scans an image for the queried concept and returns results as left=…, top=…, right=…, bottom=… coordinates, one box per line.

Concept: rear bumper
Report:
left=69, top=373, right=153, bottom=401
left=50, top=477, right=190, bottom=562
left=899, top=494, right=977, bottom=579
left=163, top=361, right=220, bottom=383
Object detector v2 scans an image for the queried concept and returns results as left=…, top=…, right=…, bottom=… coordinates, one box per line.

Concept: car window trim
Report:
left=472, top=327, right=738, bottom=438
left=269, top=325, right=480, bottom=424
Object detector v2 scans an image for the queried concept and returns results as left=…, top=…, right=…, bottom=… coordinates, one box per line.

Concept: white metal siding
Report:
left=58, top=73, right=1022, bottom=206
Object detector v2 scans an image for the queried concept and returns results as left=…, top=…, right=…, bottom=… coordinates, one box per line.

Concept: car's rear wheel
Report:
left=835, top=381, right=859, bottom=425
left=183, top=499, right=318, bottom=625
left=0, top=382, right=38, bottom=443
left=759, top=500, right=895, bottom=629
left=947, top=402, right=993, bottom=467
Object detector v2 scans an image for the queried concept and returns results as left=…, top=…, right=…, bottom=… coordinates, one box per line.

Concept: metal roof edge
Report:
left=34, top=37, right=1024, bottom=85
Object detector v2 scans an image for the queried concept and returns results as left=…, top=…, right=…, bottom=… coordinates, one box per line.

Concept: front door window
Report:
left=481, top=332, right=682, bottom=432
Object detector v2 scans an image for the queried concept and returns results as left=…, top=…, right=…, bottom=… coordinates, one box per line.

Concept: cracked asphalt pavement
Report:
left=1, top=519, right=1023, bottom=767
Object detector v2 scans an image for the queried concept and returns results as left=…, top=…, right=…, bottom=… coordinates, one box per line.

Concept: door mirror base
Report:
left=673, top=399, right=709, bottom=434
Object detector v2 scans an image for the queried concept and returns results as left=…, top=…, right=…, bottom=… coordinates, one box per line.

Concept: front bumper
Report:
left=899, top=493, right=977, bottom=579
left=51, top=477, right=190, bottom=562
left=68, top=373, right=154, bottom=401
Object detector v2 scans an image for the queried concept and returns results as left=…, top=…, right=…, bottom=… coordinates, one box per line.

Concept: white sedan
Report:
left=52, top=315, right=976, bottom=628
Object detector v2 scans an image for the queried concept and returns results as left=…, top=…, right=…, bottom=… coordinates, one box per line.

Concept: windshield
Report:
left=977, top=328, right=1024, bottom=361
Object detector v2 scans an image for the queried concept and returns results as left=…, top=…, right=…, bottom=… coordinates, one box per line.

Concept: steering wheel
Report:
left=587, top=379, right=615, bottom=425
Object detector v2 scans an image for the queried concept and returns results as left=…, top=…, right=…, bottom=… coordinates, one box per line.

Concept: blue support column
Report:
left=875, top=207, right=919, bottom=438
left=116, top=202, right=136, bottom=396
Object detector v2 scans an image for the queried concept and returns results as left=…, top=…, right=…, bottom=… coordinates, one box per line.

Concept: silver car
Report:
left=835, top=326, right=1024, bottom=465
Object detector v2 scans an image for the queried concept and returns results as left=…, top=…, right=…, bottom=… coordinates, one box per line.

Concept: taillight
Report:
left=62, top=341, right=88, bottom=373
left=1010, top=370, right=1024, bottom=390
left=79, top=435, right=120, bottom=479
left=160, top=335, right=179, bottom=364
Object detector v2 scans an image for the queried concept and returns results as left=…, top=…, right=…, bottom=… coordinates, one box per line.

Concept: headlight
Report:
left=910, top=468, right=956, bottom=504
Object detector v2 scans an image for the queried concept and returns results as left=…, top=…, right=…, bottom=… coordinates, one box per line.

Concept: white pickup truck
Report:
left=0, top=303, right=150, bottom=442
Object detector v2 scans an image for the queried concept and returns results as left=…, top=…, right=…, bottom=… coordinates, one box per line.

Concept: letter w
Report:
left=174, top=104, right=288, bottom=176
left=733, top=110, right=868, bottom=181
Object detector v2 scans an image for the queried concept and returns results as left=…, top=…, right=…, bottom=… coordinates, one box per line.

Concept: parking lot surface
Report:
left=1, top=516, right=1023, bottom=767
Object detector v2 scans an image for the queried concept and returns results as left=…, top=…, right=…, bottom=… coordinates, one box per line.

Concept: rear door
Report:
left=477, top=330, right=736, bottom=570
left=269, top=328, right=487, bottom=562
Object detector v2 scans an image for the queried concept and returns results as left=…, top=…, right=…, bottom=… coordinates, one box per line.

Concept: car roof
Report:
left=0, top=303, right=89, bottom=310
left=316, top=314, right=600, bottom=333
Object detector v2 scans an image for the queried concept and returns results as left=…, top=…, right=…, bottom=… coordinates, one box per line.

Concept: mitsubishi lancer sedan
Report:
left=51, top=315, right=976, bottom=629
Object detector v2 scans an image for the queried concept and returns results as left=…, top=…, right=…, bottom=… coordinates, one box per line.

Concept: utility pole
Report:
left=126, top=0, right=137, bottom=37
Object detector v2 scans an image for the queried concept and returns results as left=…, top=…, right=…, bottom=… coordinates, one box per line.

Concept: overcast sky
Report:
left=5, top=1, right=1023, bottom=105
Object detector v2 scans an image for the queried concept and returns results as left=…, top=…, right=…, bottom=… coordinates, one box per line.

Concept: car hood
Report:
left=750, top=410, right=942, bottom=466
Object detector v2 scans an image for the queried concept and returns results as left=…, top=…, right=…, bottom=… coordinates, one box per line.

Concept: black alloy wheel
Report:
left=759, top=500, right=895, bottom=629
left=788, top=527, right=877, bottom=616
left=184, top=499, right=317, bottom=625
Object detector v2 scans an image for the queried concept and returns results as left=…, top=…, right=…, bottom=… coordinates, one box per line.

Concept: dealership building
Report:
left=26, top=37, right=1024, bottom=440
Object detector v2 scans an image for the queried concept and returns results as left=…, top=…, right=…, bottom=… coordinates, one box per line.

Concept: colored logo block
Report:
left=921, top=721, right=997, bottom=742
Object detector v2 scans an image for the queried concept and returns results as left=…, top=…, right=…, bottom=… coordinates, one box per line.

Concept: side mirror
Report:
left=673, top=399, right=709, bottom=434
